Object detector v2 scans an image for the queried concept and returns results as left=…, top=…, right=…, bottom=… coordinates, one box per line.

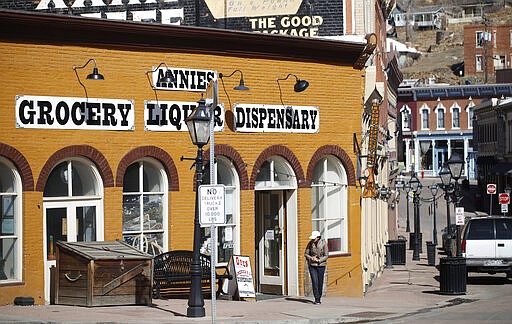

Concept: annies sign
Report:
left=234, top=104, right=319, bottom=133
left=16, top=95, right=134, bottom=131
left=150, top=67, right=216, bottom=92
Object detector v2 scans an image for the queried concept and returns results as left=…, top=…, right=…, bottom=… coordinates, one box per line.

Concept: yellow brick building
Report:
left=0, top=10, right=368, bottom=304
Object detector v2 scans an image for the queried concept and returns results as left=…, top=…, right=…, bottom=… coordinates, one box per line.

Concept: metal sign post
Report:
left=199, top=184, right=225, bottom=324
left=205, top=77, right=218, bottom=323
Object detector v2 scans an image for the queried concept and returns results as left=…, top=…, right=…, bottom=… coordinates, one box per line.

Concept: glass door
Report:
left=257, top=191, right=284, bottom=294
left=43, top=201, right=100, bottom=303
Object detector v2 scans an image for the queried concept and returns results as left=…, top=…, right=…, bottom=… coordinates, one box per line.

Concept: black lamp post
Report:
left=439, top=164, right=453, bottom=255
left=438, top=153, right=466, bottom=295
left=447, top=152, right=464, bottom=257
left=185, top=97, right=211, bottom=318
left=429, top=184, right=439, bottom=245
left=404, top=181, right=411, bottom=233
left=409, top=171, right=423, bottom=261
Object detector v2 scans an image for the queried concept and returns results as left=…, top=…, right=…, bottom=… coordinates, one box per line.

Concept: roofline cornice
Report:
left=0, top=9, right=366, bottom=67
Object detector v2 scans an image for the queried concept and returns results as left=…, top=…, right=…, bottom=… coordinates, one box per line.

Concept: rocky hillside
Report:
left=395, top=6, right=512, bottom=85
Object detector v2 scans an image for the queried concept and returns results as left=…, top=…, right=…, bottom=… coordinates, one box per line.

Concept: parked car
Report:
left=441, top=224, right=457, bottom=256
left=462, top=216, right=512, bottom=277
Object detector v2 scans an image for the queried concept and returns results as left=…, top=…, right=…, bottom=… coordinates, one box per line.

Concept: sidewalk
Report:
left=0, top=248, right=468, bottom=324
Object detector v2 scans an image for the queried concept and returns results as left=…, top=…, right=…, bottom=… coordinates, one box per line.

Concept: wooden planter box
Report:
left=55, top=241, right=153, bottom=307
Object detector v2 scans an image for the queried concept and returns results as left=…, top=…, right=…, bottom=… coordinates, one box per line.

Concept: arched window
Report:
left=420, top=104, right=430, bottom=130
left=0, top=158, right=22, bottom=282
left=311, top=156, right=348, bottom=254
left=255, top=156, right=296, bottom=190
left=400, top=105, right=412, bottom=131
left=451, top=104, right=461, bottom=129
left=202, top=156, right=240, bottom=265
left=435, top=102, right=445, bottom=130
left=122, top=159, right=167, bottom=256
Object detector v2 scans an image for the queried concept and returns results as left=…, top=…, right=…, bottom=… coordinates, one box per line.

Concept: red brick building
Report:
left=464, top=23, right=512, bottom=82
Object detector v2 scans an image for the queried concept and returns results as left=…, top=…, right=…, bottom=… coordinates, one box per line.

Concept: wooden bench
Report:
left=153, top=250, right=232, bottom=299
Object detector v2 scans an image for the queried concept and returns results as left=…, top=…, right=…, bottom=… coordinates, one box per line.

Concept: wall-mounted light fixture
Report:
left=145, top=63, right=175, bottom=106
left=72, top=58, right=104, bottom=98
left=146, top=62, right=175, bottom=88
left=276, top=73, right=309, bottom=107
left=219, top=69, right=249, bottom=91
left=219, top=69, right=250, bottom=110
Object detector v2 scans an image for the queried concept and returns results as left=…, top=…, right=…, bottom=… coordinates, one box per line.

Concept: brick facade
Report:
left=0, top=10, right=365, bottom=304
left=464, top=23, right=512, bottom=81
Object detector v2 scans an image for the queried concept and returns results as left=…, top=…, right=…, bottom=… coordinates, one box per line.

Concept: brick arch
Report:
left=250, top=145, right=306, bottom=189
left=116, top=146, right=179, bottom=191
left=306, top=145, right=357, bottom=187
left=36, top=145, right=114, bottom=192
left=0, top=143, right=34, bottom=191
left=204, top=144, right=249, bottom=190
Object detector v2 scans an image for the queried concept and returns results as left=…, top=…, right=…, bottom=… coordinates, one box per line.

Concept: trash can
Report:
left=409, top=232, right=422, bottom=253
left=439, top=256, right=466, bottom=295
left=426, top=241, right=436, bottom=266
left=388, top=239, right=406, bottom=265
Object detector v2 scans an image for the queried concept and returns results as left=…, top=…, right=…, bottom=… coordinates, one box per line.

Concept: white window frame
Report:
left=122, top=158, right=168, bottom=256
left=420, top=104, right=430, bottom=130
left=400, top=105, right=412, bottom=131
left=466, top=101, right=475, bottom=129
left=435, top=103, right=445, bottom=130
left=450, top=104, right=461, bottom=129
left=476, top=55, right=483, bottom=72
left=311, top=156, right=348, bottom=255
left=202, top=156, right=240, bottom=266
left=476, top=31, right=484, bottom=47
left=0, top=157, right=22, bottom=284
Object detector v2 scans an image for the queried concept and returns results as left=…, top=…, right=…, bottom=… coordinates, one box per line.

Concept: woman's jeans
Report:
left=308, top=265, right=326, bottom=302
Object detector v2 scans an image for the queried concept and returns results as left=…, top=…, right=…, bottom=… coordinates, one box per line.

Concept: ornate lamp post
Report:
left=429, top=184, right=439, bottom=245
left=438, top=154, right=466, bottom=295
left=409, top=171, right=423, bottom=261
left=439, top=164, right=454, bottom=255
left=404, top=180, right=412, bottom=233
left=447, top=152, right=464, bottom=257
left=185, top=97, right=211, bottom=318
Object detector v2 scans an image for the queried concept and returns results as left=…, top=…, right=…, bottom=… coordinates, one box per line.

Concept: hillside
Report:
left=395, top=7, right=512, bottom=85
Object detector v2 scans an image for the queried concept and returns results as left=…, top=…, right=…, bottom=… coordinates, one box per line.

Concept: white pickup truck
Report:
left=462, top=216, right=512, bottom=277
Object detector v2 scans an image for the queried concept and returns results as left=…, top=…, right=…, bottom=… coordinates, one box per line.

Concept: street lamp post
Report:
left=447, top=153, right=464, bottom=257
left=409, top=171, right=423, bottom=261
left=438, top=153, right=466, bottom=295
left=439, top=164, right=453, bottom=255
left=404, top=181, right=411, bottom=233
left=185, top=97, right=211, bottom=318
left=429, top=184, right=439, bottom=245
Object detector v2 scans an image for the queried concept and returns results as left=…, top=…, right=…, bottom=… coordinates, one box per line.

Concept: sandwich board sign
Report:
left=227, top=255, right=256, bottom=300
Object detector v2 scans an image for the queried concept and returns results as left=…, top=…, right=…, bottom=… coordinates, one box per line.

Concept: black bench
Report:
left=153, top=250, right=232, bottom=299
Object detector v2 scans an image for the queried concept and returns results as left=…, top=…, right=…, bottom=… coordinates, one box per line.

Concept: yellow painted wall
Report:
left=0, top=39, right=364, bottom=304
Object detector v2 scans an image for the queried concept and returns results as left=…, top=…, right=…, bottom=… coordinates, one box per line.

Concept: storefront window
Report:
left=255, top=157, right=295, bottom=189
left=311, top=156, right=348, bottom=254
left=0, top=158, right=22, bottom=282
left=202, top=156, right=239, bottom=265
left=122, top=159, right=167, bottom=256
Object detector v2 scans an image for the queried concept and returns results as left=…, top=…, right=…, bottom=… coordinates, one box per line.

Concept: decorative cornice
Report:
left=0, top=9, right=366, bottom=67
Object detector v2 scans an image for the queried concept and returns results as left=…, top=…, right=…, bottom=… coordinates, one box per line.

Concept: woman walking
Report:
left=304, top=230, right=328, bottom=304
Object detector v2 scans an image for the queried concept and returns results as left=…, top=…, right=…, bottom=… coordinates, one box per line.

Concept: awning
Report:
left=489, top=163, right=512, bottom=175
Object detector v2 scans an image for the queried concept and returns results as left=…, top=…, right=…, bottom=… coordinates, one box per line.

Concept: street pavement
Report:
left=0, top=245, right=500, bottom=324
left=1, top=178, right=509, bottom=323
